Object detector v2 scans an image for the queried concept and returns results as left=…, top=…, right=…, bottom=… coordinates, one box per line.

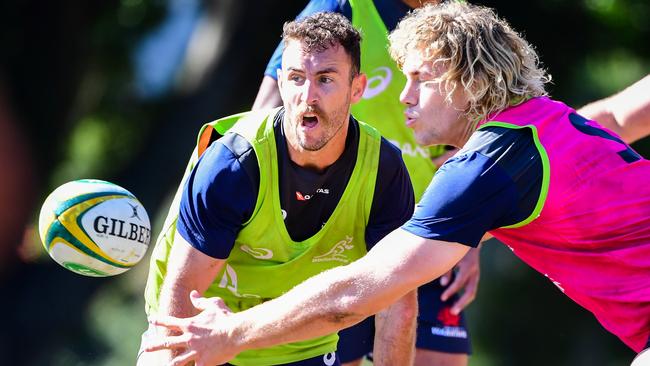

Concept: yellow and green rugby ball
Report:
left=38, top=179, right=151, bottom=277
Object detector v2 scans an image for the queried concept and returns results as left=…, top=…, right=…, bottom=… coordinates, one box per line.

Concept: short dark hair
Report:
left=282, top=12, right=362, bottom=80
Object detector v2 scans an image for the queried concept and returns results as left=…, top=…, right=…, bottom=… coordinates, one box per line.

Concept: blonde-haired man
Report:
left=143, top=3, right=650, bottom=365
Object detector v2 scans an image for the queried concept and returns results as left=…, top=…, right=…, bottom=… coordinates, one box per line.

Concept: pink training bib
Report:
left=480, top=97, right=650, bottom=352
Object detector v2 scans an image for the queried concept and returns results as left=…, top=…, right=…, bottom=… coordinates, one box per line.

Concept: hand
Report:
left=439, top=247, right=480, bottom=315
left=143, top=290, right=240, bottom=366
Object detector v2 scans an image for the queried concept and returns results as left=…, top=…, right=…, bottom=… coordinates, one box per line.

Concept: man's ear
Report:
left=350, top=73, right=367, bottom=104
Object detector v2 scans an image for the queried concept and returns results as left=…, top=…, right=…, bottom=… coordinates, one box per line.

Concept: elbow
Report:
left=320, top=276, right=377, bottom=327
left=323, top=293, right=371, bottom=327
left=325, top=310, right=364, bottom=326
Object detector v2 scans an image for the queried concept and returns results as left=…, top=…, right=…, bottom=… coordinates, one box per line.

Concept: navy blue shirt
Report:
left=264, top=0, right=411, bottom=79
left=178, top=110, right=415, bottom=258
left=402, top=126, right=544, bottom=248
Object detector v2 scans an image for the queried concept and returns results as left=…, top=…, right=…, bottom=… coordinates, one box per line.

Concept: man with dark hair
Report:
left=138, top=12, right=417, bottom=366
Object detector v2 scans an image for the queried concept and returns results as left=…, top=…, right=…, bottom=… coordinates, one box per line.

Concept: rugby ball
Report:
left=38, top=179, right=151, bottom=277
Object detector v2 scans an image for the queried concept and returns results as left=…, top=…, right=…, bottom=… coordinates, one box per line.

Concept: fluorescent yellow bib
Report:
left=145, top=108, right=382, bottom=365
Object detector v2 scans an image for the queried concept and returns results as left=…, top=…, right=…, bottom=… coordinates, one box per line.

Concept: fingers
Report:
left=450, top=278, right=478, bottom=315
left=144, top=334, right=191, bottom=352
left=440, top=272, right=465, bottom=302
left=189, top=290, right=210, bottom=311
left=148, top=315, right=188, bottom=332
left=190, top=291, right=231, bottom=313
left=439, top=270, right=452, bottom=287
left=167, top=350, right=197, bottom=366
left=441, top=248, right=481, bottom=307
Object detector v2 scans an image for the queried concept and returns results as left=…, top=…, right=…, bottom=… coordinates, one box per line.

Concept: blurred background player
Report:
left=139, top=12, right=417, bottom=366
left=253, top=1, right=476, bottom=365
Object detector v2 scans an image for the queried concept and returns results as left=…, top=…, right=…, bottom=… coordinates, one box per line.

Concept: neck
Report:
left=450, top=116, right=476, bottom=148
left=284, top=119, right=350, bottom=172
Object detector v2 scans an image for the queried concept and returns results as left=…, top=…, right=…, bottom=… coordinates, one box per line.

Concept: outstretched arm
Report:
left=578, top=75, right=650, bottom=144
left=146, top=229, right=469, bottom=366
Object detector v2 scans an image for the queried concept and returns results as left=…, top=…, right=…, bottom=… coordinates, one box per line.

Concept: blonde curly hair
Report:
left=389, top=2, right=550, bottom=123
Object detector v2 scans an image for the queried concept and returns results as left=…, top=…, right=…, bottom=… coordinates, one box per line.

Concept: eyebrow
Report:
left=315, top=67, right=339, bottom=75
left=286, top=66, right=303, bottom=72
left=286, top=66, right=340, bottom=75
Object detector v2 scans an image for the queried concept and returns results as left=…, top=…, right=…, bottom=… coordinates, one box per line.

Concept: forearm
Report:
left=579, top=75, right=650, bottom=144
left=159, top=233, right=225, bottom=318
left=252, top=76, right=282, bottom=110
left=159, top=278, right=201, bottom=318
left=228, top=230, right=469, bottom=353
left=373, top=290, right=418, bottom=366
left=231, top=260, right=382, bottom=351
left=578, top=97, right=621, bottom=137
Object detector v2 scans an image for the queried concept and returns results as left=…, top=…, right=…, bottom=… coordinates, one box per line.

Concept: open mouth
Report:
left=301, top=114, right=319, bottom=128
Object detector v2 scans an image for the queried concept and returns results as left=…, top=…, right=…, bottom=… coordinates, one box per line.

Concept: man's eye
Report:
left=290, top=75, right=303, bottom=82
left=320, top=76, right=332, bottom=83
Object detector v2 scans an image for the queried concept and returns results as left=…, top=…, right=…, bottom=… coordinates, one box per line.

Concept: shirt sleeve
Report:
left=264, top=0, right=346, bottom=80
left=365, top=138, right=415, bottom=248
left=176, top=138, right=258, bottom=259
left=401, top=126, right=543, bottom=248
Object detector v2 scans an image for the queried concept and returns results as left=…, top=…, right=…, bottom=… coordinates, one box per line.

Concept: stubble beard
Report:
left=295, top=102, right=350, bottom=151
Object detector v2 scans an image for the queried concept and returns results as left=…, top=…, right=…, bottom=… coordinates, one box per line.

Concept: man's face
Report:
left=278, top=39, right=365, bottom=152
left=399, top=52, right=470, bottom=147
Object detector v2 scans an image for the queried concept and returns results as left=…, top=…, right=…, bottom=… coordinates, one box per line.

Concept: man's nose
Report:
left=300, top=80, right=319, bottom=105
left=400, top=79, right=417, bottom=106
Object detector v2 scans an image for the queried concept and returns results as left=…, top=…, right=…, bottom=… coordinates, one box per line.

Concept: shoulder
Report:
left=424, top=125, right=543, bottom=227
left=194, top=133, right=259, bottom=188
left=365, top=138, right=415, bottom=248
left=460, top=125, right=541, bottom=179
left=464, top=125, right=537, bottom=155
left=400, top=127, right=544, bottom=246
left=176, top=132, right=262, bottom=258
left=219, top=132, right=254, bottom=159
left=377, top=137, right=406, bottom=172
left=436, top=125, right=539, bottom=200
